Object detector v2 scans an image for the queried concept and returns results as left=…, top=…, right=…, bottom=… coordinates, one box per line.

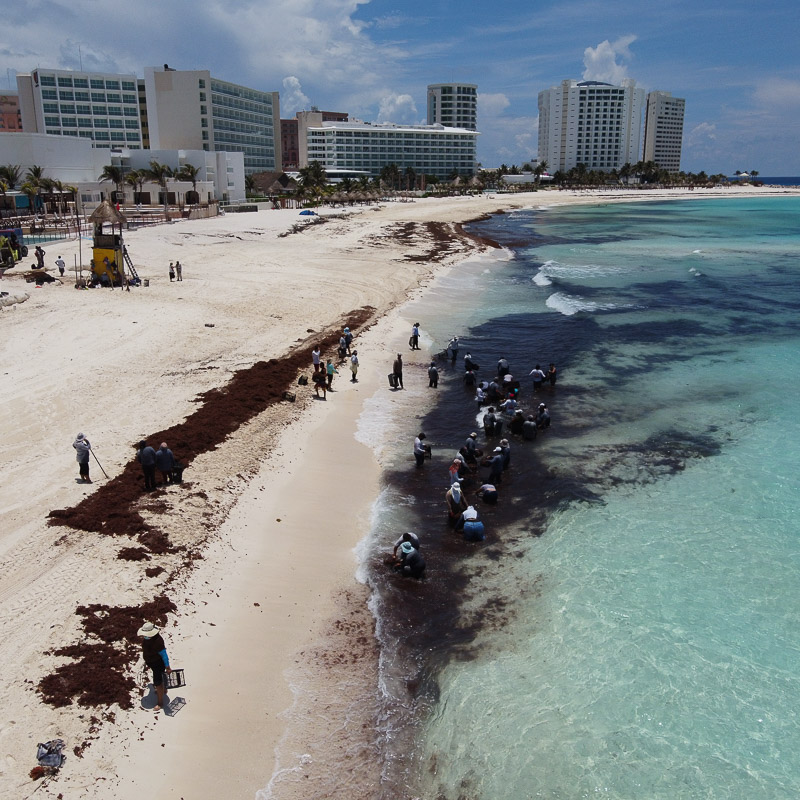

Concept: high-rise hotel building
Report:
left=143, top=66, right=281, bottom=174
left=427, top=83, right=477, bottom=131
left=642, top=91, right=685, bottom=173
left=538, top=79, right=645, bottom=173
left=17, top=68, right=144, bottom=148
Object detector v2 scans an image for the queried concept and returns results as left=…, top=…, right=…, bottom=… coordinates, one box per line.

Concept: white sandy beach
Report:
left=0, top=184, right=797, bottom=800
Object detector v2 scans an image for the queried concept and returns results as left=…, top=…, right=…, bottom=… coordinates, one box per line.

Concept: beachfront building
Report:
left=297, top=112, right=478, bottom=180
left=281, top=109, right=348, bottom=170
left=143, top=65, right=280, bottom=175
left=0, top=131, right=109, bottom=183
left=0, top=92, right=22, bottom=133
left=642, top=91, right=685, bottom=173
left=16, top=69, right=144, bottom=149
left=0, top=132, right=243, bottom=214
left=538, top=79, right=645, bottom=173
left=427, top=83, right=478, bottom=131
left=107, top=147, right=245, bottom=203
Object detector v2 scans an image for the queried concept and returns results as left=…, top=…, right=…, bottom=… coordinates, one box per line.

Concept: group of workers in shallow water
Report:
left=308, top=325, right=557, bottom=582
left=392, top=347, right=557, bottom=581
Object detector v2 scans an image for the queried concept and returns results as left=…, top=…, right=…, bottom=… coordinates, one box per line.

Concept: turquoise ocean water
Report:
left=364, top=197, right=800, bottom=799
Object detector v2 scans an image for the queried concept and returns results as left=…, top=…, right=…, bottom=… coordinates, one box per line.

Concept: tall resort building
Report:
left=17, top=68, right=144, bottom=148
left=296, top=112, right=478, bottom=180
left=143, top=65, right=281, bottom=174
left=642, top=91, right=685, bottom=173
left=427, top=84, right=478, bottom=130
left=538, top=79, right=645, bottom=173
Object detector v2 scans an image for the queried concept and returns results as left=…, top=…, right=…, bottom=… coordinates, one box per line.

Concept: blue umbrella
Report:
left=299, top=210, right=316, bottom=216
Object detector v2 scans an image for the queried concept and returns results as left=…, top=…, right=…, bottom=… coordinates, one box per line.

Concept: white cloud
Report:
left=753, top=78, right=800, bottom=108
left=686, top=121, right=716, bottom=147
left=582, top=35, right=637, bottom=84
left=478, top=92, right=510, bottom=117
left=479, top=114, right=540, bottom=168
left=377, top=93, right=417, bottom=123
left=282, top=76, right=311, bottom=115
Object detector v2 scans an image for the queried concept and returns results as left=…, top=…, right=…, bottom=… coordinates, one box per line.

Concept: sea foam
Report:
left=545, top=291, right=632, bottom=316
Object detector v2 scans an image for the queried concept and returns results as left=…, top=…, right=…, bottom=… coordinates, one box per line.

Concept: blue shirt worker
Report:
left=138, top=621, right=172, bottom=712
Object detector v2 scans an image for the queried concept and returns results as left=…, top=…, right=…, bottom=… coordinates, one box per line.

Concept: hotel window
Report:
left=121, top=81, right=136, bottom=91
left=76, top=104, right=90, bottom=114
left=126, top=133, right=140, bottom=142
left=79, top=130, right=93, bottom=138
left=94, top=118, right=108, bottom=128
left=44, top=116, right=60, bottom=126
left=91, top=92, right=105, bottom=102
left=125, top=119, right=139, bottom=129
left=59, top=90, right=74, bottom=100
left=124, top=107, right=138, bottom=116
left=109, top=118, right=123, bottom=128
left=93, top=105, right=107, bottom=115
left=105, top=80, right=120, bottom=90
left=108, top=106, right=122, bottom=116
left=60, top=104, right=76, bottom=114
left=40, top=76, right=56, bottom=86
left=43, top=102, right=59, bottom=113
left=122, top=94, right=136, bottom=104
left=58, top=76, right=73, bottom=87
left=91, top=79, right=105, bottom=89
left=41, top=89, right=57, bottom=99
left=75, top=91, right=89, bottom=101
left=111, top=131, right=125, bottom=141
left=74, top=78, right=89, bottom=88
left=106, top=93, right=121, bottom=103
left=79, top=118, right=92, bottom=128
left=62, top=117, right=77, bottom=127
left=199, top=79, right=206, bottom=88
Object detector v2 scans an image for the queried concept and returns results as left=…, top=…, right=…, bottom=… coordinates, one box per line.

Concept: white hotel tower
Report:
left=643, top=91, right=685, bottom=173
left=538, top=79, right=645, bottom=173
left=427, top=83, right=477, bottom=131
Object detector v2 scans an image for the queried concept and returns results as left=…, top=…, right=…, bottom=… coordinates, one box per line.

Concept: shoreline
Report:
left=1, top=185, right=798, bottom=799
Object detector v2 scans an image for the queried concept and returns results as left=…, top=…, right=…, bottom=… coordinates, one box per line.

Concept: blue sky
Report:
left=2, top=0, right=798, bottom=173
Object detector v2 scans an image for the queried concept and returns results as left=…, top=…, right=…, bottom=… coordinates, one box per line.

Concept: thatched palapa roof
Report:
left=88, top=199, right=127, bottom=225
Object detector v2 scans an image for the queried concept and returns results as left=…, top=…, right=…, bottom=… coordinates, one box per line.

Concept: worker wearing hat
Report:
left=138, top=621, right=172, bottom=711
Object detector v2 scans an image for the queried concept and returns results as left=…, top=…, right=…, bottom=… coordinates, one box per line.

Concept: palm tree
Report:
left=0, top=179, right=9, bottom=217
left=50, top=179, right=69, bottom=216
left=125, top=169, right=146, bottom=205
left=298, top=161, right=327, bottom=204
left=99, top=164, right=125, bottom=204
left=178, top=163, right=201, bottom=204
left=404, top=165, right=417, bottom=191
left=245, top=174, right=256, bottom=197
left=20, top=180, right=38, bottom=218
left=379, top=163, right=401, bottom=191
left=145, top=160, right=174, bottom=214
left=0, top=165, right=21, bottom=190
left=24, top=165, right=47, bottom=216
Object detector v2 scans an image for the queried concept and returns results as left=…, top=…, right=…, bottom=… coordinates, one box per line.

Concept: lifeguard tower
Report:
left=88, top=200, right=140, bottom=286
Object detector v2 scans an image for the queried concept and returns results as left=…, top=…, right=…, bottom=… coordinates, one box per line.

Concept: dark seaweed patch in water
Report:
left=369, top=269, right=732, bottom=796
